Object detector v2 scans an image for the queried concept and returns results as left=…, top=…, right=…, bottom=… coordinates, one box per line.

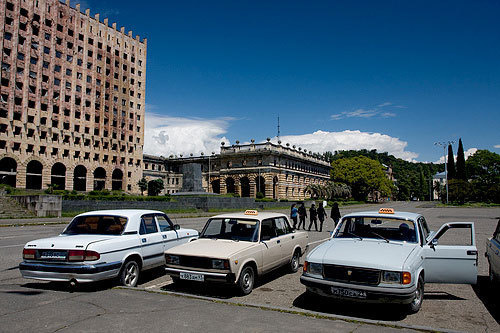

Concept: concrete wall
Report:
left=11, top=195, right=62, bottom=217
left=62, top=196, right=302, bottom=213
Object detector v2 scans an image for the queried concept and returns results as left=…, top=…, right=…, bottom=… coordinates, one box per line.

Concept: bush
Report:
left=256, top=192, right=265, bottom=199
left=0, top=184, right=15, bottom=194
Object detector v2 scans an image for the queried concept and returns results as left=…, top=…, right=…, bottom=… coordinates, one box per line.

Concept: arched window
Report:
left=73, top=165, right=87, bottom=191
left=93, top=167, right=106, bottom=191
left=26, top=160, right=43, bottom=189
left=0, top=157, right=17, bottom=187
left=51, top=163, right=66, bottom=190
left=112, top=169, right=123, bottom=191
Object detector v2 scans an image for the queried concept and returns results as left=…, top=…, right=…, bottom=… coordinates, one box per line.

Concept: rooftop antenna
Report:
left=277, top=114, right=280, bottom=142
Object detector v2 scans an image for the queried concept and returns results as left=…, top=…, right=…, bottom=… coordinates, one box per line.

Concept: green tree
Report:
left=137, top=177, right=148, bottom=195
left=148, top=179, right=164, bottom=196
left=466, top=150, right=500, bottom=202
left=456, top=138, right=466, bottom=180
left=447, top=144, right=456, bottom=180
left=331, top=156, right=393, bottom=201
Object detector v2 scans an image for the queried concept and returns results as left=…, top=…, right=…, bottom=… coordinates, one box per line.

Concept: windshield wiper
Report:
left=346, top=232, right=362, bottom=240
left=369, top=231, right=389, bottom=243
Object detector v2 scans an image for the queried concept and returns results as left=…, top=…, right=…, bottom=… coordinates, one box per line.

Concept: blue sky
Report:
left=78, top=0, right=499, bottom=162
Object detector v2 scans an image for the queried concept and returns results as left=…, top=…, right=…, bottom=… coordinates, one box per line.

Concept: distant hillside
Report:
left=324, top=150, right=444, bottom=201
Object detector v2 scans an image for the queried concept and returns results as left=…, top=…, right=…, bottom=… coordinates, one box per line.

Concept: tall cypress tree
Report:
left=447, top=144, right=456, bottom=179
left=456, top=138, right=466, bottom=180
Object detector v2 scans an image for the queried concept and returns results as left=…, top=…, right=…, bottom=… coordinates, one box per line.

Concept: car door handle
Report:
left=467, top=250, right=477, bottom=256
left=292, top=236, right=295, bottom=239
left=162, top=235, right=167, bottom=239
left=142, top=238, right=147, bottom=243
left=277, top=240, right=280, bottom=244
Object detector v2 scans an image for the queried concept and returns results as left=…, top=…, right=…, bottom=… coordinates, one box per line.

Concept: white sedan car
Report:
left=301, top=208, right=478, bottom=313
left=19, top=210, right=198, bottom=287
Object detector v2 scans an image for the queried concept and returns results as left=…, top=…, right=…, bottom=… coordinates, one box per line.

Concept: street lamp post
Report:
left=434, top=141, right=455, bottom=204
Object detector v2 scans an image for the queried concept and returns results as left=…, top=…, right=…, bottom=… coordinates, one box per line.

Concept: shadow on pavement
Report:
left=423, top=291, right=465, bottom=301
left=161, top=266, right=295, bottom=299
left=292, top=292, right=408, bottom=321
left=20, top=266, right=167, bottom=293
left=472, top=275, right=500, bottom=324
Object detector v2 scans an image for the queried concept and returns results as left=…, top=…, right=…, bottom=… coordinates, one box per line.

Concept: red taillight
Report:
left=23, top=248, right=36, bottom=260
left=68, top=250, right=100, bottom=262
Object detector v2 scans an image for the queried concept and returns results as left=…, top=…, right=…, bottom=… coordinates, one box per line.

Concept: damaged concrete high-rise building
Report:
left=0, top=0, right=147, bottom=193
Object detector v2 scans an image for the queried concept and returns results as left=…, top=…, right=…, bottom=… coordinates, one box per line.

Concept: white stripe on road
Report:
left=0, top=243, right=24, bottom=249
left=307, top=238, right=330, bottom=246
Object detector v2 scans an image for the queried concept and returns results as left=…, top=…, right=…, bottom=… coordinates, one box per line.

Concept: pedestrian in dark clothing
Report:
left=317, top=202, right=326, bottom=232
left=290, top=204, right=298, bottom=229
left=297, top=203, right=307, bottom=230
left=308, top=203, right=318, bottom=231
left=330, top=202, right=341, bottom=230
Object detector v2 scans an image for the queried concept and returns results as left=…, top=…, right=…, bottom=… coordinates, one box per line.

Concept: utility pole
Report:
left=434, top=141, right=455, bottom=204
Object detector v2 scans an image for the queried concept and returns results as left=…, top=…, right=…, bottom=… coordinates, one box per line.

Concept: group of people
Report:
left=290, top=202, right=341, bottom=232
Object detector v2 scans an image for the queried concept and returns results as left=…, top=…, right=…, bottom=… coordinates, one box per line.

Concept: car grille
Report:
left=179, top=256, right=212, bottom=269
left=323, top=264, right=380, bottom=285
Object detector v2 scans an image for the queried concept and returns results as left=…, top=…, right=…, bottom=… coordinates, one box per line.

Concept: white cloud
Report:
left=274, top=130, right=419, bottom=161
left=144, top=113, right=231, bottom=156
left=494, top=145, right=500, bottom=149
left=434, top=148, right=478, bottom=163
left=331, top=102, right=402, bottom=120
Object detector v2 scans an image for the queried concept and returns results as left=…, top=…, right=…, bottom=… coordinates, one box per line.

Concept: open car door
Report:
left=422, top=222, right=477, bottom=284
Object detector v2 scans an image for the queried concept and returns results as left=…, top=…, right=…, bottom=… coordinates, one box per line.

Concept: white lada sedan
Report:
left=19, top=210, right=198, bottom=287
left=164, top=210, right=309, bottom=295
left=300, top=208, right=478, bottom=313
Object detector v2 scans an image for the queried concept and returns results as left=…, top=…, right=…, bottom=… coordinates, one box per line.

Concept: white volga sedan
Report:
left=19, top=210, right=198, bottom=287
left=301, top=208, right=478, bottom=313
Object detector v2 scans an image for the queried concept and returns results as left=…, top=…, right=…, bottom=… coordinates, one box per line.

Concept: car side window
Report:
left=281, top=217, right=293, bottom=234
left=157, top=214, right=173, bottom=232
left=139, top=215, right=158, bottom=235
left=275, top=218, right=286, bottom=236
left=261, top=218, right=277, bottom=240
left=418, top=217, right=430, bottom=243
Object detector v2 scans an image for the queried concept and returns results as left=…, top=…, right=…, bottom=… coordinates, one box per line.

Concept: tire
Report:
left=237, top=266, right=255, bottom=295
left=407, top=275, right=424, bottom=314
left=289, top=250, right=300, bottom=273
left=120, top=260, right=140, bottom=287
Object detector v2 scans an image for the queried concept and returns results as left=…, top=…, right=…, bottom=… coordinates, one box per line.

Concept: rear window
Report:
left=63, top=215, right=128, bottom=235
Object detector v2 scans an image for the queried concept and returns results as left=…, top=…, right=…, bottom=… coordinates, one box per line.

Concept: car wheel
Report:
left=238, top=266, right=255, bottom=295
left=120, top=260, right=140, bottom=287
left=407, top=275, right=424, bottom=314
left=289, top=250, right=300, bottom=273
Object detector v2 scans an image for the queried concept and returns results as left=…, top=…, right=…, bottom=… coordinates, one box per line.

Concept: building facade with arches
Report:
left=143, top=141, right=331, bottom=200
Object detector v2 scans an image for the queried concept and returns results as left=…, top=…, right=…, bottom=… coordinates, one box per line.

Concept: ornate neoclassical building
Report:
left=144, top=141, right=331, bottom=200
left=0, top=0, right=147, bottom=192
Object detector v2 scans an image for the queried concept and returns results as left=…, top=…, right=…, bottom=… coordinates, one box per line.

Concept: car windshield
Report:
left=334, top=216, right=417, bottom=243
left=63, top=215, right=128, bottom=235
left=200, top=218, right=259, bottom=242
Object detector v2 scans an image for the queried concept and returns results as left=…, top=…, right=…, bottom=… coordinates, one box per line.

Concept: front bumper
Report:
left=300, top=274, right=416, bottom=304
left=19, top=261, right=122, bottom=283
left=165, top=267, right=236, bottom=284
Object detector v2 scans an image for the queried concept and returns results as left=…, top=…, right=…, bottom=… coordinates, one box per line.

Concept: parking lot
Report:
left=1, top=202, right=499, bottom=332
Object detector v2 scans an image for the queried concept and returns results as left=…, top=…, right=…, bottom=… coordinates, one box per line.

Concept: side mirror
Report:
left=174, top=224, right=180, bottom=230
left=261, top=235, right=271, bottom=241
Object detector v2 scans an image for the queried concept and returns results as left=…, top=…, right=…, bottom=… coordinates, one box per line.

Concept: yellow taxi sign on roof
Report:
left=244, top=210, right=258, bottom=215
left=379, top=208, right=395, bottom=214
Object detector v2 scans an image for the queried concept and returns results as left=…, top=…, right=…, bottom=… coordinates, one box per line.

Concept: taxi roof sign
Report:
left=379, top=208, right=395, bottom=214
left=244, top=210, right=259, bottom=216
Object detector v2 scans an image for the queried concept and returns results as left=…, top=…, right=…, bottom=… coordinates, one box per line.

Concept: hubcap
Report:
left=242, top=270, right=252, bottom=290
left=413, top=282, right=422, bottom=307
left=292, top=255, right=299, bottom=270
left=125, top=263, right=138, bottom=286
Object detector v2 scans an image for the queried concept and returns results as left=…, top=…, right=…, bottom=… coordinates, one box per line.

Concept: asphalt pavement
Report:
left=1, top=202, right=499, bottom=332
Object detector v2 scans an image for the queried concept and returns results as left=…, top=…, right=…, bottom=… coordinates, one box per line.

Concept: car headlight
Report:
left=382, top=271, right=401, bottom=284
left=211, top=259, right=229, bottom=269
left=308, top=262, right=323, bottom=276
left=165, top=255, right=180, bottom=265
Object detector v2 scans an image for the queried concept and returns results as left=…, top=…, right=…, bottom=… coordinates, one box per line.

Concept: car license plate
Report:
left=331, top=287, right=367, bottom=299
left=40, top=250, right=67, bottom=260
left=180, top=272, right=204, bottom=282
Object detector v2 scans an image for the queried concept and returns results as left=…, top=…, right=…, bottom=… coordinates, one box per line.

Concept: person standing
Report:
left=330, top=202, right=341, bottom=230
left=297, top=203, right=307, bottom=230
left=290, top=203, right=298, bottom=229
left=308, top=203, right=318, bottom=231
left=317, top=202, right=326, bottom=232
